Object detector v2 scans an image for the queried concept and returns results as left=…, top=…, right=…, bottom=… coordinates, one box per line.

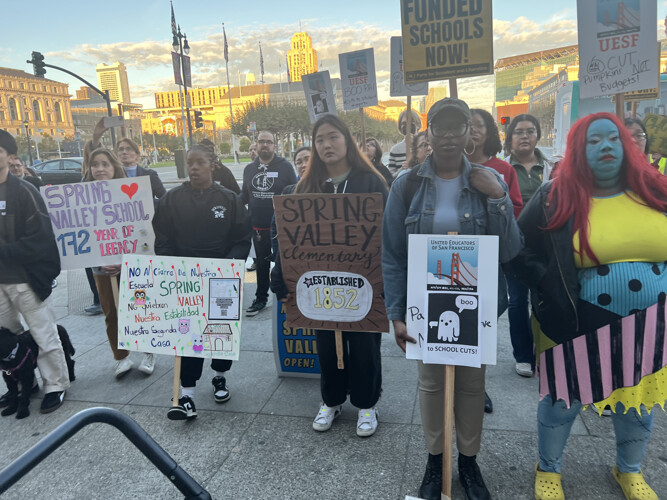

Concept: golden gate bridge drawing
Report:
left=433, top=253, right=478, bottom=287
left=601, top=1, right=639, bottom=31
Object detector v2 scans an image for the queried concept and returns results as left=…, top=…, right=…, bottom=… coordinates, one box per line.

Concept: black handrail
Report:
left=0, top=407, right=212, bottom=499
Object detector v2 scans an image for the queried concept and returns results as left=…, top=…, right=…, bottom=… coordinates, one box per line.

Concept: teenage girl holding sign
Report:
left=270, top=115, right=388, bottom=437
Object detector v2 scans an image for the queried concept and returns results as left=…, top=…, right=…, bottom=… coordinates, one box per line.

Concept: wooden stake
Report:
left=615, top=92, right=625, bottom=119
left=172, top=356, right=182, bottom=406
left=449, top=78, right=458, bottom=99
left=404, top=96, right=413, bottom=169
left=360, top=108, right=367, bottom=148
left=335, top=330, right=344, bottom=369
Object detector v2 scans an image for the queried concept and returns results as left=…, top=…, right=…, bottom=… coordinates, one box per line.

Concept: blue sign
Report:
left=273, top=301, right=320, bottom=377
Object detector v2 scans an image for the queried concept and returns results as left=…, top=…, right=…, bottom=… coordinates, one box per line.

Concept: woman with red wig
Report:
left=511, top=112, right=667, bottom=500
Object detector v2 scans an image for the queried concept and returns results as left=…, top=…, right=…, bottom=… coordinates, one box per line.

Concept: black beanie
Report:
left=0, top=130, right=17, bottom=156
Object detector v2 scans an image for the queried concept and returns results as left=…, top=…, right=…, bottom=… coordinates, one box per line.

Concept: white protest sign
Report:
left=302, top=70, right=337, bottom=123
left=118, top=255, right=244, bottom=360
left=577, top=0, right=658, bottom=99
left=406, top=234, right=498, bottom=367
left=41, top=177, right=155, bottom=270
left=338, top=48, right=378, bottom=110
left=390, top=36, right=428, bottom=97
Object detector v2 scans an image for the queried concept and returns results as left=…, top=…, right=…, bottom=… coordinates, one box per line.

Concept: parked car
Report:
left=33, top=157, right=83, bottom=185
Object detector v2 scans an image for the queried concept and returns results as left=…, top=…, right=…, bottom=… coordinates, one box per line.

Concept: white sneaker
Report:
left=515, top=362, right=533, bottom=377
left=138, top=353, right=155, bottom=375
left=356, top=408, right=378, bottom=437
left=114, top=357, right=134, bottom=378
left=312, top=403, right=342, bottom=432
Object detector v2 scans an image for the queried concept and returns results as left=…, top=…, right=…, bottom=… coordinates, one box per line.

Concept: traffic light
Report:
left=28, top=51, right=46, bottom=77
left=194, top=110, right=203, bottom=129
left=500, top=116, right=510, bottom=125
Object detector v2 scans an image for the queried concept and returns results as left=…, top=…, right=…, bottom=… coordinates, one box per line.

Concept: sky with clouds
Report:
left=3, top=1, right=666, bottom=111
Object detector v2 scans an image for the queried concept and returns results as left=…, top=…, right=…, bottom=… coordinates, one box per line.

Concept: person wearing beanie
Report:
left=0, top=130, right=70, bottom=414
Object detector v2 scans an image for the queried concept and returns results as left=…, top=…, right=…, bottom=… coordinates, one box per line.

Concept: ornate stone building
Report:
left=0, top=67, right=74, bottom=140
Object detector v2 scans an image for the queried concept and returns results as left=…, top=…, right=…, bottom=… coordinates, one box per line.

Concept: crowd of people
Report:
left=0, top=98, right=665, bottom=499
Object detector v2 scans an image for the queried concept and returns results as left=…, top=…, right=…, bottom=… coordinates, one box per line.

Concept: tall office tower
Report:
left=287, top=32, right=318, bottom=82
left=96, top=62, right=131, bottom=104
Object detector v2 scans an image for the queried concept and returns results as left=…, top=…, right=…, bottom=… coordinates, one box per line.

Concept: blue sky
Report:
left=3, top=1, right=666, bottom=110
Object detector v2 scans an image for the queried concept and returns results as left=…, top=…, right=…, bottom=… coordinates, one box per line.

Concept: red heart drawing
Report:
left=121, top=183, right=139, bottom=199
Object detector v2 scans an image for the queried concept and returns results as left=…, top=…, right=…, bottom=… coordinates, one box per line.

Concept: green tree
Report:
left=239, top=137, right=251, bottom=152
left=219, top=142, right=231, bottom=155
left=39, top=133, right=59, bottom=158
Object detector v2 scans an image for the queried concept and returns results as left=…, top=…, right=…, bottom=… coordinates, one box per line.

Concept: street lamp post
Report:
left=23, top=120, right=33, bottom=166
left=173, top=26, right=193, bottom=147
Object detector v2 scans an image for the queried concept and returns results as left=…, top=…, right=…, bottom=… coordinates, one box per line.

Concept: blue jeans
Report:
left=538, top=396, right=654, bottom=473
left=506, top=274, right=534, bottom=365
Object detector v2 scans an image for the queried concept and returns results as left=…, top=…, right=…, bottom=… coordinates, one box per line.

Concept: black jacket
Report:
left=154, top=182, right=251, bottom=260
left=0, top=175, right=60, bottom=301
left=270, top=168, right=388, bottom=300
left=213, top=161, right=241, bottom=194
left=136, top=166, right=167, bottom=200
left=509, top=182, right=581, bottom=342
left=242, top=155, right=297, bottom=228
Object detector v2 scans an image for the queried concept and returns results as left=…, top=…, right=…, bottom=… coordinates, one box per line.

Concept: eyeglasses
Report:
left=417, top=142, right=431, bottom=150
left=513, top=128, right=537, bottom=137
left=632, top=133, right=647, bottom=141
left=258, top=140, right=274, bottom=145
left=429, top=122, right=469, bottom=138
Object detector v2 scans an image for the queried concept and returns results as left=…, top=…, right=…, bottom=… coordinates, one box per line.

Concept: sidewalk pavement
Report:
left=0, top=268, right=665, bottom=500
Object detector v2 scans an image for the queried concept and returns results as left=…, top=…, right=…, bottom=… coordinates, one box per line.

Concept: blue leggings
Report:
left=538, top=396, right=654, bottom=474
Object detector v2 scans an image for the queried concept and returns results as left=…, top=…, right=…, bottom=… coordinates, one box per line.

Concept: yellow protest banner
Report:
left=400, top=0, right=493, bottom=83
left=644, top=114, right=667, bottom=156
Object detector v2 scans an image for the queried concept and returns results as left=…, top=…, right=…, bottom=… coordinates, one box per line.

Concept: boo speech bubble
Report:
left=456, top=295, right=477, bottom=313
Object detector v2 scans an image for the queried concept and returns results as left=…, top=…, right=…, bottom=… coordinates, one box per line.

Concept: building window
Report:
left=33, top=100, right=41, bottom=121
left=54, top=102, right=63, bottom=122
left=8, top=98, right=17, bottom=120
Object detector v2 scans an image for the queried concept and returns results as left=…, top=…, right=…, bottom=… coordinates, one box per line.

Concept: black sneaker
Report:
left=484, top=392, right=493, bottom=414
left=212, top=376, right=231, bottom=403
left=419, top=453, right=443, bottom=500
left=167, top=396, right=197, bottom=420
left=245, top=299, right=267, bottom=317
left=458, top=454, right=490, bottom=500
left=40, top=391, right=65, bottom=414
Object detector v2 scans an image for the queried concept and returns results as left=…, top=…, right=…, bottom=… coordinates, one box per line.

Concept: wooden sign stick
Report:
left=335, top=330, right=344, bottom=369
left=615, top=92, right=624, bottom=120
left=172, top=357, right=182, bottom=406
left=404, top=96, right=413, bottom=169
left=360, top=108, right=367, bottom=148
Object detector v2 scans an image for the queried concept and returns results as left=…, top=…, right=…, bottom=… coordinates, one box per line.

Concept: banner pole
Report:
left=404, top=96, right=413, bottom=170
left=172, top=356, right=182, bottom=406
left=360, top=108, right=366, bottom=149
left=615, top=92, right=624, bottom=119
left=335, top=330, right=344, bottom=369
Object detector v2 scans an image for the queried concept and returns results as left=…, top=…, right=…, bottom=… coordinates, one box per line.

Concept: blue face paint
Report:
left=585, top=119, right=624, bottom=188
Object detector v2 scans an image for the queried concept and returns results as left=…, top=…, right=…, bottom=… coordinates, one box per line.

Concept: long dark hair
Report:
left=83, top=148, right=126, bottom=181
left=471, top=108, right=503, bottom=157
left=295, top=115, right=386, bottom=193
left=503, top=113, right=541, bottom=156
left=365, top=137, right=382, bottom=166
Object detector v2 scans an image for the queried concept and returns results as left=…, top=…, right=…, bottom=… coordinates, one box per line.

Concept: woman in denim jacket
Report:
left=382, top=98, right=523, bottom=500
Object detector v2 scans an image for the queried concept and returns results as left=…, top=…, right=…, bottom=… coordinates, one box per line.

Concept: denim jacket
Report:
left=382, top=156, right=523, bottom=322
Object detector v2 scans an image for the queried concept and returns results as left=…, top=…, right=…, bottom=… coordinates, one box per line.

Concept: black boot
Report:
left=458, top=453, right=490, bottom=500
left=484, top=392, right=493, bottom=414
left=418, top=453, right=442, bottom=500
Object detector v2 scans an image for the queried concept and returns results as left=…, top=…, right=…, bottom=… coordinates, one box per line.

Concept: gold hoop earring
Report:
left=464, top=141, right=476, bottom=156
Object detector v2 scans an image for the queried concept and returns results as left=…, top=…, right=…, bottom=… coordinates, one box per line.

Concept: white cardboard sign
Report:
left=577, top=0, right=658, bottom=99
left=390, top=36, right=428, bottom=97
left=406, top=234, right=499, bottom=367
left=338, top=48, right=379, bottom=110
left=117, top=255, right=244, bottom=360
left=41, top=177, right=155, bottom=270
left=302, top=71, right=337, bottom=123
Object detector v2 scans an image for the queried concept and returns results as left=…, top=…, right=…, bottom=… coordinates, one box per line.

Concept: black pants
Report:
left=316, top=330, right=382, bottom=409
left=180, top=357, right=232, bottom=388
left=85, top=267, right=100, bottom=305
left=252, top=228, right=272, bottom=301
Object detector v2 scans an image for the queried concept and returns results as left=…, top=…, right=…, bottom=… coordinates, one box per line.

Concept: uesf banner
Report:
left=338, top=48, right=378, bottom=110
left=41, top=177, right=155, bottom=270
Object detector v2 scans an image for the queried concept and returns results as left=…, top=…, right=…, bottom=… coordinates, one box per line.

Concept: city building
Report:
left=0, top=67, right=75, bottom=140
left=287, top=32, right=318, bottom=82
left=96, top=62, right=131, bottom=104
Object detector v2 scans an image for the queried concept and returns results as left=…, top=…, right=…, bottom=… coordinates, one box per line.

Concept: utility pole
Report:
left=173, top=26, right=193, bottom=147
left=23, top=121, right=33, bottom=165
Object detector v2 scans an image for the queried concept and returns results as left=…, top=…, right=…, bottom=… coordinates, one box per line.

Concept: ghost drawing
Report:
left=429, top=310, right=460, bottom=342
left=178, top=318, right=190, bottom=334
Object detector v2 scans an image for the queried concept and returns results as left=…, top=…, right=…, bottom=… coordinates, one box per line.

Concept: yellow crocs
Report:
left=534, top=463, right=565, bottom=500
left=613, top=466, right=658, bottom=500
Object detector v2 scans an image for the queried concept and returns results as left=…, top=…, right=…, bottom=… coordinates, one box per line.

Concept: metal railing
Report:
left=0, top=407, right=212, bottom=500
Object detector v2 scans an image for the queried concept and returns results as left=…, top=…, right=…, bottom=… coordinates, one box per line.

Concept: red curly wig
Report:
left=546, top=112, right=667, bottom=266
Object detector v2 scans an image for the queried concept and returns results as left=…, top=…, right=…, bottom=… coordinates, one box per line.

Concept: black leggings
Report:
left=180, top=357, right=232, bottom=388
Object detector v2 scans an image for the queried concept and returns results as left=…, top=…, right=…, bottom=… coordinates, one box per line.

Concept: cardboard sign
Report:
left=273, top=301, right=321, bottom=377
left=400, top=0, right=494, bottom=83
left=339, top=48, right=378, bottom=110
left=644, top=114, right=667, bottom=156
left=302, top=71, right=337, bottom=123
left=406, top=234, right=499, bottom=367
left=273, top=193, right=388, bottom=333
left=577, top=0, right=658, bottom=99
left=117, top=255, right=244, bottom=360
left=41, top=177, right=155, bottom=270
left=390, top=36, right=429, bottom=97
